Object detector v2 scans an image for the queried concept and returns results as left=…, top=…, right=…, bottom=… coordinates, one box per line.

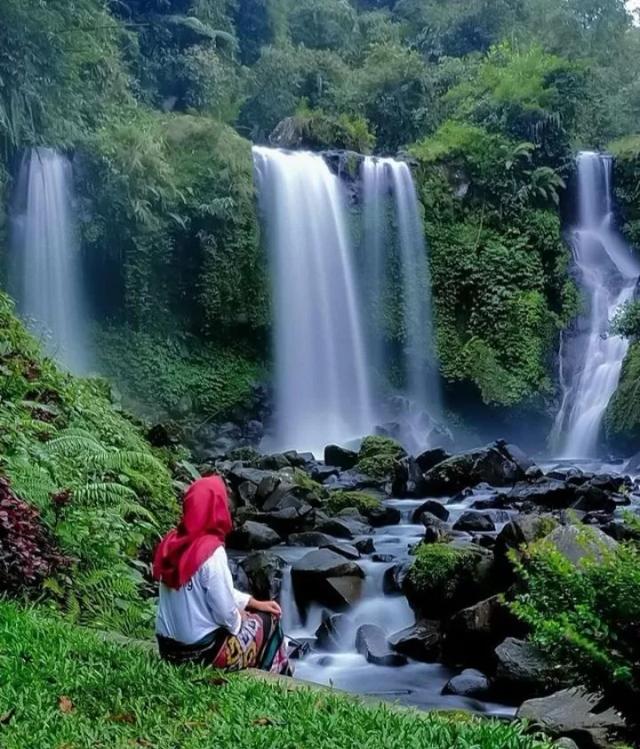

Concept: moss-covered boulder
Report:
left=355, top=436, right=406, bottom=481
left=403, top=542, right=496, bottom=618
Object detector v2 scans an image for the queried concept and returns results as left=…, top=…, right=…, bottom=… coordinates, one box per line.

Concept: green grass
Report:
left=0, top=602, right=553, bottom=749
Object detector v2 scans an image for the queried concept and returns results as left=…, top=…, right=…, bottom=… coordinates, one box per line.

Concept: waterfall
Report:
left=10, top=148, right=89, bottom=373
left=552, top=151, right=639, bottom=458
left=253, top=147, right=375, bottom=454
left=361, top=157, right=440, bottom=423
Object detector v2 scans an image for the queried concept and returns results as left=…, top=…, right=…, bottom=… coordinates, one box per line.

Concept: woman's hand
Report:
left=248, top=598, right=282, bottom=617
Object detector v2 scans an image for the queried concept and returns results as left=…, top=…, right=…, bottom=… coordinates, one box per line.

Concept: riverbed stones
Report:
left=388, top=621, right=441, bottom=662
left=291, top=549, right=364, bottom=608
left=240, top=552, right=286, bottom=600
left=324, top=444, right=359, bottom=470
left=315, top=613, right=353, bottom=651
left=355, top=624, right=408, bottom=667
left=452, top=511, right=495, bottom=533
left=383, top=562, right=410, bottom=594
left=288, top=531, right=335, bottom=547
left=355, top=537, right=376, bottom=554
left=443, top=669, right=491, bottom=699
left=367, top=505, right=401, bottom=527
left=503, top=479, right=578, bottom=508
left=444, top=595, right=523, bottom=668
left=494, top=637, right=556, bottom=700
left=412, top=499, right=450, bottom=523
left=321, top=541, right=360, bottom=560
left=516, top=688, right=625, bottom=749
left=315, top=515, right=369, bottom=539
left=419, top=441, right=532, bottom=496
left=227, top=521, right=281, bottom=551
left=415, top=447, right=451, bottom=473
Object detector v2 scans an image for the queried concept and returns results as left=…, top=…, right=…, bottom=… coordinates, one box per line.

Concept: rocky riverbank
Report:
left=194, top=436, right=637, bottom=748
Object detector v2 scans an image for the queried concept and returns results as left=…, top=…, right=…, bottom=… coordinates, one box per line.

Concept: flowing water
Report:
left=552, top=152, right=639, bottom=458
left=253, top=147, right=375, bottom=454
left=10, top=148, right=89, bottom=372
left=361, top=157, right=440, bottom=416
left=276, top=492, right=514, bottom=714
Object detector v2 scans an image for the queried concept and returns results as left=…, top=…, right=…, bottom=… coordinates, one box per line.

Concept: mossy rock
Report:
left=327, top=491, right=381, bottom=517
left=404, top=542, right=496, bottom=618
left=356, top=436, right=406, bottom=480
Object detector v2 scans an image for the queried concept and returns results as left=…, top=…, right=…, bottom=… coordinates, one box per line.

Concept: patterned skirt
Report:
left=157, top=612, right=292, bottom=675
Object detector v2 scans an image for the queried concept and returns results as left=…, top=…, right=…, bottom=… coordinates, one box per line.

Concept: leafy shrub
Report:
left=356, top=435, right=405, bottom=479
left=327, top=490, right=381, bottom=516
left=0, top=292, right=177, bottom=635
left=511, top=534, right=640, bottom=727
left=0, top=477, right=68, bottom=594
left=95, top=326, right=262, bottom=422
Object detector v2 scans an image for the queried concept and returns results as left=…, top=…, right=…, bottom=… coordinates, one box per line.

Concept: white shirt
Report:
left=156, top=546, right=251, bottom=644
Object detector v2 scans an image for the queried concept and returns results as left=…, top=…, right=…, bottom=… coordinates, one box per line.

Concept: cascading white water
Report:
left=552, top=152, right=639, bottom=458
left=253, top=147, right=375, bottom=453
left=361, top=157, right=440, bottom=423
left=10, top=148, right=89, bottom=373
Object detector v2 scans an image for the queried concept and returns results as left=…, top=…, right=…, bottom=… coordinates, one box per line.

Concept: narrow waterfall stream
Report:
left=272, top=491, right=514, bottom=714
left=552, top=152, right=639, bottom=458
left=10, top=148, right=89, bottom=373
left=253, top=147, right=375, bottom=454
left=361, top=157, right=440, bottom=427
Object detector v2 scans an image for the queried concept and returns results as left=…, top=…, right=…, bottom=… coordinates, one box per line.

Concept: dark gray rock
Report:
left=250, top=505, right=314, bottom=535
left=261, top=485, right=303, bottom=512
left=315, top=516, right=370, bottom=539
left=419, top=441, right=534, bottom=496
left=517, top=688, right=625, bottom=749
left=291, top=549, right=364, bottom=608
left=383, top=562, right=410, bottom=594
left=315, top=613, right=353, bottom=651
left=506, top=479, right=578, bottom=508
left=415, top=448, right=451, bottom=473
left=237, top=480, right=257, bottom=506
left=494, top=637, right=556, bottom=700
left=320, top=541, right=360, bottom=560
left=367, top=505, right=402, bottom=527
left=311, top=465, right=340, bottom=483
left=355, top=537, right=376, bottom=554
left=227, top=521, right=281, bottom=551
left=571, top=484, right=625, bottom=514
left=443, top=669, right=491, bottom=699
left=355, top=624, right=408, bottom=667
left=412, top=499, right=450, bottom=523
left=240, top=552, right=286, bottom=600
left=389, top=621, right=441, bottom=662
left=288, top=531, right=335, bottom=547
left=324, top=445, right=359, bottom=470
left=259, top=453, right=290, bottom=471
left=444, top=595, right=524, bottom=668
left=452, top=511, right=495, bottom=533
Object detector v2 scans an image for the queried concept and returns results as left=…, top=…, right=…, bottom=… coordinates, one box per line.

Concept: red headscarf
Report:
left=153, top=475, right=232, bottom=590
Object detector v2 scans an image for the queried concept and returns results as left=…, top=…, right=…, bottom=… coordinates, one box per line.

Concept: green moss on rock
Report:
left=327, top=490, right=381, bottom=516
left=356, top=435, right=405, bottom=480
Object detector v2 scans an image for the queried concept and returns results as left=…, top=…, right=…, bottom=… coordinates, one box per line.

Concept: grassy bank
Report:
left=0, top=602, right=552, bottom=749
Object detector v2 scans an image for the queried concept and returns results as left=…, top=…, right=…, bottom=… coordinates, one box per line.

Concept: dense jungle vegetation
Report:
left=1, top=0, right=640, bottom=439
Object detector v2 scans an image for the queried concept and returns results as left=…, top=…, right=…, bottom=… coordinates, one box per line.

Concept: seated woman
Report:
left=153, top=475, right=291, bottom=675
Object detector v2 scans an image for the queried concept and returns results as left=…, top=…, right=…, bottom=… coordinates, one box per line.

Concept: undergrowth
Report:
left=0, top=292, right=178, bottom=636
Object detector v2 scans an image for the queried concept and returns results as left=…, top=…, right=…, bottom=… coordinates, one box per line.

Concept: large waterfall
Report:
left=10, top=148, right=89, bottom=372
left=253, top=147, right=375, bottom=453
left=552, top=151, right=639, bottom=458
left=361, top=157, right=440, bottom=423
